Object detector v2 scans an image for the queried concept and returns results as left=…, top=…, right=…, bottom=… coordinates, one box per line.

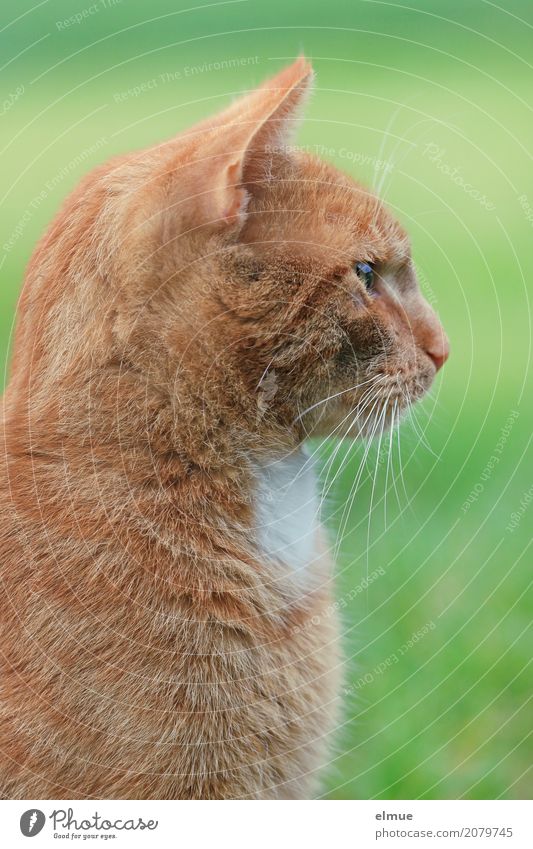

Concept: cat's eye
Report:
left=355, top=261, right=374, bottom=290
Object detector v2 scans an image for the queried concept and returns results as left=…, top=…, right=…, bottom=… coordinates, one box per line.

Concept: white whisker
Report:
left=390, top=399, right=404, bottom=515
left=365, top=397, right=390, bottom=580
left=291, top=383, right=381, bottom=489
left=395, top=410, right=417, bottom=520
left=384, top=402, right=396, bottom=530
left=332, top=395, right=385, bottom=560
left=319, top=389, right=384, bottom=524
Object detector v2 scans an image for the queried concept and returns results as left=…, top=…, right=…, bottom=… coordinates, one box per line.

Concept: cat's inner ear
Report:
left=198, top=57, right=314, bottom=227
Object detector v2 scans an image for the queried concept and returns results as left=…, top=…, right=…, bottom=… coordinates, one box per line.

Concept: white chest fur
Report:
left=252, top=450, right=322, bottom=590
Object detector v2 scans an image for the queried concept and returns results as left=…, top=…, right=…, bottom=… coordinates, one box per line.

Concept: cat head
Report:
left=14, top=58, right=448, bottom=458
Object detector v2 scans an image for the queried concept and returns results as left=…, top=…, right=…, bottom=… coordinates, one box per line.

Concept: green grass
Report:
left=1, top=0, right=531, bottom=799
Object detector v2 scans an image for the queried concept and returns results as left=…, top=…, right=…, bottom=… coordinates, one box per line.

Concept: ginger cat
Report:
left=0, top=58, right=448, bottom=799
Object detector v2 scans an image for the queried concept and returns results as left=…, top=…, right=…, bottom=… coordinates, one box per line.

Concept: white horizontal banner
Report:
left=1, top=800, right=531, bottom=848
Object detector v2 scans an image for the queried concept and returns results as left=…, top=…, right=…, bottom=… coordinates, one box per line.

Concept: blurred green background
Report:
left=1, top=0, right=531, bottom=799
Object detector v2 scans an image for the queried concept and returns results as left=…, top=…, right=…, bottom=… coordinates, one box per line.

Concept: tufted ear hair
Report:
left=166, top=56, right=314, bottom=229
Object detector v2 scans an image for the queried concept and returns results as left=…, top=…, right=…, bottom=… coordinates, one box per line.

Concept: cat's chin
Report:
left=303, top=407, right=396, bottom=441
left=303, top=377, right=432, bottom=442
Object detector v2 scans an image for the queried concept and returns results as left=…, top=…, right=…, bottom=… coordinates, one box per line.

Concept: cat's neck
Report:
left=251, top=447, right=323, bottom=588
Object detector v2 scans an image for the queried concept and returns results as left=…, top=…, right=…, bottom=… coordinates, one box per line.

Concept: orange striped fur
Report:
left=0, top=58, right=447, bottom=799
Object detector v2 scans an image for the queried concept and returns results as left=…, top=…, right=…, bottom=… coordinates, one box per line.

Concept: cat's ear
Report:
left=182, top=57, right=314, bottom=228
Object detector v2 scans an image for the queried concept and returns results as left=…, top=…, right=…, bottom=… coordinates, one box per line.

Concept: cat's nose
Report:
left=425, top=336, right=450, bottom=371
